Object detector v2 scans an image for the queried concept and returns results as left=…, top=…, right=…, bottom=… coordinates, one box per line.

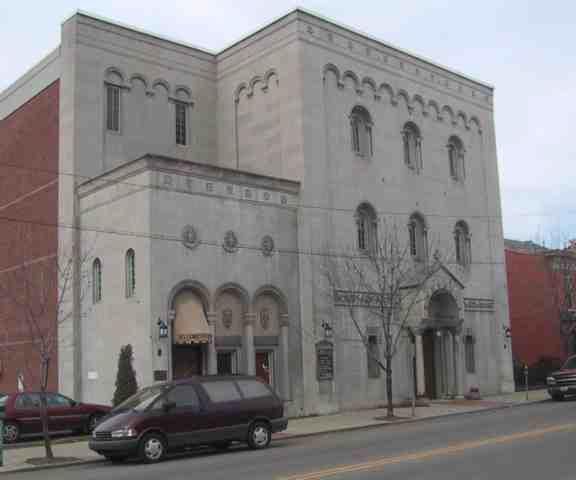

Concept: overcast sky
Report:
left=1, top=1, right=574, bottom=245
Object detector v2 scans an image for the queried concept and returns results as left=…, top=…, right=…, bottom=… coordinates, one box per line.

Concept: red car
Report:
left=0, top=392, right=111, bottom=443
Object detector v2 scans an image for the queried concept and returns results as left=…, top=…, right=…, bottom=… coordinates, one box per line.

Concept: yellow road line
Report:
left=279, top=423, right=576, bottom=480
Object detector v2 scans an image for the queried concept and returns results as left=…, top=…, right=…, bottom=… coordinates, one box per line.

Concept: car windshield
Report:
left=562, top=357, right=576, bottom=370
left=112, top=386, right=165, bottom=412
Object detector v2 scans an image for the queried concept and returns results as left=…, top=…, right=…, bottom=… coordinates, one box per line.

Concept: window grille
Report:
left=175, top=101, right=188, bottom=145
left=106, top=85, right=120, bottom=132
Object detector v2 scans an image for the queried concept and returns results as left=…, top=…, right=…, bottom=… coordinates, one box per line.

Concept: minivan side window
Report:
left=236, top=380, right=273, bottom=399
left=201, top=381, right=241, bottom=403
left=163, top=385, right=200, bottom=409
left=15, top=393, right=41, bottom=409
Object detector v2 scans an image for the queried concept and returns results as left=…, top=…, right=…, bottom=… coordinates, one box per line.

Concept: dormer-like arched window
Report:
left=350, top=106, right=373, bottom=158
left=356, top=203, right=378, bottom=252
left=448, top=136, right=465, bottom=181
left=408, top=213, right=427, bottom=262
left=454, top=221, right=471, bottom=267
left=402, top=122, right=422, bottom=172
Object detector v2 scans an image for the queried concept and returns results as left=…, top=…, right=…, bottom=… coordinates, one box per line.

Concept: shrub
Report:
left=112, top=344, right=138, bottom=406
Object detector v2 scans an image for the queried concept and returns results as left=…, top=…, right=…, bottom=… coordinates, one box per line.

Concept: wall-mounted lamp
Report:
left=321, top=321, right=333, bottom=339
left=157, top=318, right=168, bottom=339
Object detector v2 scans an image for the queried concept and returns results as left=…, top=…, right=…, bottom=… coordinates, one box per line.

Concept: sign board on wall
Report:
left=316, top=340, right=334, bottom=381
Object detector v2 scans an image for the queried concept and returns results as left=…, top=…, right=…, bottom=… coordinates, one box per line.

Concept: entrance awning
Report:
left=173, top=291, right=211, bottom=344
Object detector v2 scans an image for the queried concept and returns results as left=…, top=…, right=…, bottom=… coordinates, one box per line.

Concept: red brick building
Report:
left=0, top=81, right=60, bottom=392
left=505, top=240, right=576, bottom=379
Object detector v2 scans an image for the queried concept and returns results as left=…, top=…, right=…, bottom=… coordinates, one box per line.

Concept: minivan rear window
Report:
left=201, top=381, right=241, bottom=403
left=236, top=380, right=272, bottom=399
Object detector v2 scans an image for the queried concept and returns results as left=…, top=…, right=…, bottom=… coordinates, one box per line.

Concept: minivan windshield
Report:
left=112, top=386, right=165, bottom=413
left=562, top=356, right=576, bottom=370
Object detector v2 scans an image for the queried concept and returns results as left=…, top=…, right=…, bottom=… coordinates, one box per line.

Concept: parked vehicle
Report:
left=0, top=392, right=111, bottom=443
left=89, top=375, right=288, bottom=463
left=547, top=355, right=576, bottom=400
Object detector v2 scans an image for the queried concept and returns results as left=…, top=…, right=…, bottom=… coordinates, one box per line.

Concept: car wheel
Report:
left=3, top=422, right=20, bottom=443
left=551, top=392, right=564, bottom=401
left=139, top=433, right=167, bottom=463
left=247, top=421, right=271, bottom=450
left=212, top=441, right=232, bottom=451
left=86, top=414, right=104, bottom=433
left=105, top=455, right=128, bottom=463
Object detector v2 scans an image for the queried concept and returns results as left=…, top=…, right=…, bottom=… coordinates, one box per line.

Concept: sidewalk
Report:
left=0, top=388, right=549, bottom=474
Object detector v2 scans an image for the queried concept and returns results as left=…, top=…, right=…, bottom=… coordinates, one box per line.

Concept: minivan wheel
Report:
left=139, top=433, right=166, bottom=463
left=3, top=422, right=20, bottom=443
left=551, top=392, right=565, bottom=401
left=247, top=422, right=271, bottom=450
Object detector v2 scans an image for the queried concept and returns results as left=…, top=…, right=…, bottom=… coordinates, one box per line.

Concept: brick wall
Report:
left=505, top=248, right=565, bottom=367
left=0, top=81, right=59, bottom=392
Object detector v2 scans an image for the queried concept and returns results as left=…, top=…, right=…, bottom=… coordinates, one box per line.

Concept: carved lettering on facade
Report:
left=464, top=297, right=495, bottom=312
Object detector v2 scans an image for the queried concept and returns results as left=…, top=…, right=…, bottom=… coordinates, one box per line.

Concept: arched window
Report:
left=92, top=258, right=102, bottom=304
left=402, top=122, right=422, bottom=172
left=125, top=249, right=135, bottom=297
left=350, top=106, right=373, bottom=158
left=454, top=221, right=471, bottom=267
left=356, top=203, right=378, bottom=252
left=448, top=136, right=465, bottom=181
left=408, top=213, right=427, bottom=262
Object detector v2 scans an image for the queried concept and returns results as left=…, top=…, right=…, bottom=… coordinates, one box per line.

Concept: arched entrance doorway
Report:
left=171, top=288, right=211, bottom=379
left=421, top=290, right=461, bottom=399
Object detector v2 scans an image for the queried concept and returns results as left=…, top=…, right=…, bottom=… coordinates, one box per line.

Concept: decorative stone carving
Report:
left=259, top=309, right=270, bottom=330
left=222, top=308, right=233, bottom=329
left=261, top=235, right=275, bottom=256
left=181, top=225, right=199, bottom=250
left=464, top=298, right=495, bottom=312
left=223, top=230, right=239, bottom=253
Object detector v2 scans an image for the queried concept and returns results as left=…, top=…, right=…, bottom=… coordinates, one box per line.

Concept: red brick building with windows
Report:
left=0, top=81, right=60, bottom=392
left=505, top=239, right=576, bottom=380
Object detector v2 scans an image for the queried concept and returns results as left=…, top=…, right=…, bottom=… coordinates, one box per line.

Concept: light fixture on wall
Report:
left=321, top=321, right=333, bottom=339
left=157, top=318, right=168, bottom=339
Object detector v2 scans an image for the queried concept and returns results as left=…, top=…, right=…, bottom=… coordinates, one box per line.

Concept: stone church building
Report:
left=0, top=9, right=514, bottom=415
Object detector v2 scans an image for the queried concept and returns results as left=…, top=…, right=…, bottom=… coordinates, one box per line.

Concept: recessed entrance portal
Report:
left=421, top=290, right=461, bottom=399
left=171, top=288, right=211, bottom=380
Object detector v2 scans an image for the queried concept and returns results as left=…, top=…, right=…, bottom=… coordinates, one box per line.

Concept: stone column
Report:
left=434, top=330, right=443, bottom=397
left=206, top=312, right=218, bottom=375
left=279, top=314, right=290, bottom=401
left=444, top=330, right=454, bottom=398
left=415, top=331, right=426, bottom=397
left=452, top=330, right=463, bottom=397
left=243, top=313, right=256, bottom=375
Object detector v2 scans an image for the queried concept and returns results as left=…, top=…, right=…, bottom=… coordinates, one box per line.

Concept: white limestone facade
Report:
left=0, top=8, right=514, bottom=416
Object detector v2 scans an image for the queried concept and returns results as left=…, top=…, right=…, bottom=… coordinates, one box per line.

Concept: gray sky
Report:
left=1, top=0, right=574, bottom=245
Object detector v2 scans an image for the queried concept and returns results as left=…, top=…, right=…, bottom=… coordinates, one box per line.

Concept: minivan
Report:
left=89, top=376, right=287, bottom=463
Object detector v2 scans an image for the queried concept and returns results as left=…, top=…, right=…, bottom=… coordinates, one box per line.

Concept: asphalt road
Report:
left=6, top=400, right=576, bottom=480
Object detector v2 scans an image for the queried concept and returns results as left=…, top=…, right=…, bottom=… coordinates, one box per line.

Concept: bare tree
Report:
left=323, top=222, right=447, bottom=419
left=0, top=228, right=90, bottom=459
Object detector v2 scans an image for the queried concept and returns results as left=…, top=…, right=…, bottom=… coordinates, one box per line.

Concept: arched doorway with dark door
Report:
left=170, top=285, right=212, bottom=380
left=421, top=290, right=462, bottom=399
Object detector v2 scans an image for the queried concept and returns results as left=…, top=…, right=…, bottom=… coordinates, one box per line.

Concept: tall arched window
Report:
left=402, top=122, right=422, bottom=172
left=350, top=106, right=373, bottom=158
left=92, top=258, right=102, bottom=304
left=448, top=136, right=465, bottom=181
left=408, top=213, right=427, bottom=262
left=356, top=203, right=378, bottom=252
left=454, top=221, right=471, bottom=267
left=125, top=249, right=135, bottom=297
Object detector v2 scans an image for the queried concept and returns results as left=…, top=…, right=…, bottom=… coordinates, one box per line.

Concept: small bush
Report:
left=112, top=344, right=138, bottom=406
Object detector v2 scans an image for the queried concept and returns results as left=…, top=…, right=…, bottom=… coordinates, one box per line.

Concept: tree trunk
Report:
left=39, top=357, right=54, bottom=459
left=385, top=354, right=394, bottom=419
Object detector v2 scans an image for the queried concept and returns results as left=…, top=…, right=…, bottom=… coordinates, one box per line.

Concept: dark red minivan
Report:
left=0, top=392, right=111, bottom=443
left=89, top=375, right=288, bottom=463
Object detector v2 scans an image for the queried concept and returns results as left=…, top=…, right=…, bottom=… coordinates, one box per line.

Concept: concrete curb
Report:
left=1, top=399, right=548, bottom=475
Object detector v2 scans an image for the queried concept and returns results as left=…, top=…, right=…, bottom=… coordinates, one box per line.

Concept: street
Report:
left=5, top=400, right=576, bottom=479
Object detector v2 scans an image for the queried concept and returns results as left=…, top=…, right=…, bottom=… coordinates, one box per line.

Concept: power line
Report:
left=0, top=157, right=571, bottom=220
left=0, top=213, right=505, bottom=266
